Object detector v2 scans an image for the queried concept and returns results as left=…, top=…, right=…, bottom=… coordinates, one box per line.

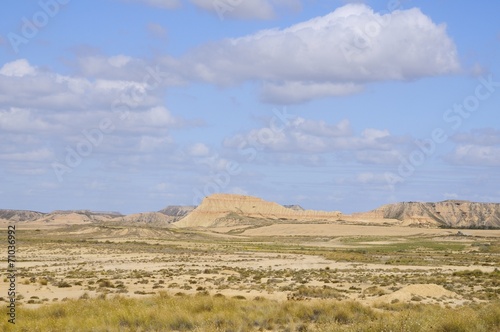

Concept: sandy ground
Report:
left=1, top=222, right=499, bottom=310
left=242, top=223, right=500, bottom=237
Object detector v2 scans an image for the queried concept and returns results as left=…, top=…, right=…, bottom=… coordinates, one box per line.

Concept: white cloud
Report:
left=0, top=59, right=36, bottom=77
left=169, top=4, right=459, bottom=103
left=260, top=81, right=363, bottom=104
left=0, top=59, right=163, bottom=111
left=0, top=59, right=199, bottom=178
left=0, top=108, right=60, bottom=133
left=223, top=117, right=409, bottom=164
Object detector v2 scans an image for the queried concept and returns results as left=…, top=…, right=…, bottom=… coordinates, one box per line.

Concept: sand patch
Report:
left=375, top=284, right=460, bottom=304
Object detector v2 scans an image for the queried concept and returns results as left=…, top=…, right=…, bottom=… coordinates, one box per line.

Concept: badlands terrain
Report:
left=1, top=194, right=500, bottom=331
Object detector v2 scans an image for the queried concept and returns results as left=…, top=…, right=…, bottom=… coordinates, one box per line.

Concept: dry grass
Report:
left=1, top=293, right=499, bottom=331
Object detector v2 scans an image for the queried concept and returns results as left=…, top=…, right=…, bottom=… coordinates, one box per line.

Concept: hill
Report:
left=173, top=194, right=342, bottom=228
left=352, top=200, right=500, bottom=228
left=0, top=209, right=45, bottom=222
left=3, top=198, right=500, bottom=229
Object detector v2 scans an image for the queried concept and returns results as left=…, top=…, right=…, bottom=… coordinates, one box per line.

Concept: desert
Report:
left=1, top=194, right=500, bottom=331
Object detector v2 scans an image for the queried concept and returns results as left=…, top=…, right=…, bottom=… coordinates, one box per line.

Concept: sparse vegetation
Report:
left=1, top=224, right=499, bottom=330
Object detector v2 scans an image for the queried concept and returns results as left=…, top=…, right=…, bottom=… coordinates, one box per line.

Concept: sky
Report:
left=0, top=0, right=499, bottom=214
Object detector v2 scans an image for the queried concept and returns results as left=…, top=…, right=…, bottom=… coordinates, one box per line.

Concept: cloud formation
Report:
left=223, top=117, right=411, bottom=164
left=0, top=59, right=195, bottom=178
left=446, top=128, right=500, bottom=166
left=163, top=4, right=460, bottom=103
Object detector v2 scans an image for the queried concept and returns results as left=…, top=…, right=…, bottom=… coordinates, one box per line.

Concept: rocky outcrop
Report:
left=174, top=194, right=342, bottom=228
left=353, top=200, right=500, bottom=228
left=158, top=205, right=196, bottom=219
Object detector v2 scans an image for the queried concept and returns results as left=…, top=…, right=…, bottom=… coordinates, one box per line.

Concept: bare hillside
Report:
left=353, top=200, right=500, bottom=228
left=158, top=205, right=196, bottom=221
left=0, top=209, right=45, bottom=222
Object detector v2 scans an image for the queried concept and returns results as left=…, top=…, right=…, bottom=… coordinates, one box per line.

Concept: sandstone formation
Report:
left=173, top=194, right=342, bottom=228
left=352, top=200, right=500, bottom=228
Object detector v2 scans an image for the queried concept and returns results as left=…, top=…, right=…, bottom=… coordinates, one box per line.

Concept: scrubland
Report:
left=1, top=223, right=500, bottom=331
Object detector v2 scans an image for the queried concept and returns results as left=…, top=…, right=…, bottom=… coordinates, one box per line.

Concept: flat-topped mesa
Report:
left=174, top=193, right=341, bottom=228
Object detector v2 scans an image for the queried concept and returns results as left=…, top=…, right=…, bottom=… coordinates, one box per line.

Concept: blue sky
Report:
left=0, top=0, right=499, bottom=214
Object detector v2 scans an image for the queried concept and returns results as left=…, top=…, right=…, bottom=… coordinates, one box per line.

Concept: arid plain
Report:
left=2, top=194, right=500, bottom=331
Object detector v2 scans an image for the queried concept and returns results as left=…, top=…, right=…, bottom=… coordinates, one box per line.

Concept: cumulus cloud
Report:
left=0, top=59, right=198, bottom=178
left=165, top=4, right=459, bottom=103
left=0, top=59, right=36, bottom=77
left=0, top=59, right=164, bottom=111
left=72, top=5, right=460, bottom=104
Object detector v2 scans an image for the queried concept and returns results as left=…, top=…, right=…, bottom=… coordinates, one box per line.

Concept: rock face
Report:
left=158, top=205, right=196, bottom=218
left=354, top=200, right=500, bottom=228
left=174, top=194, right=342, bottom=228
